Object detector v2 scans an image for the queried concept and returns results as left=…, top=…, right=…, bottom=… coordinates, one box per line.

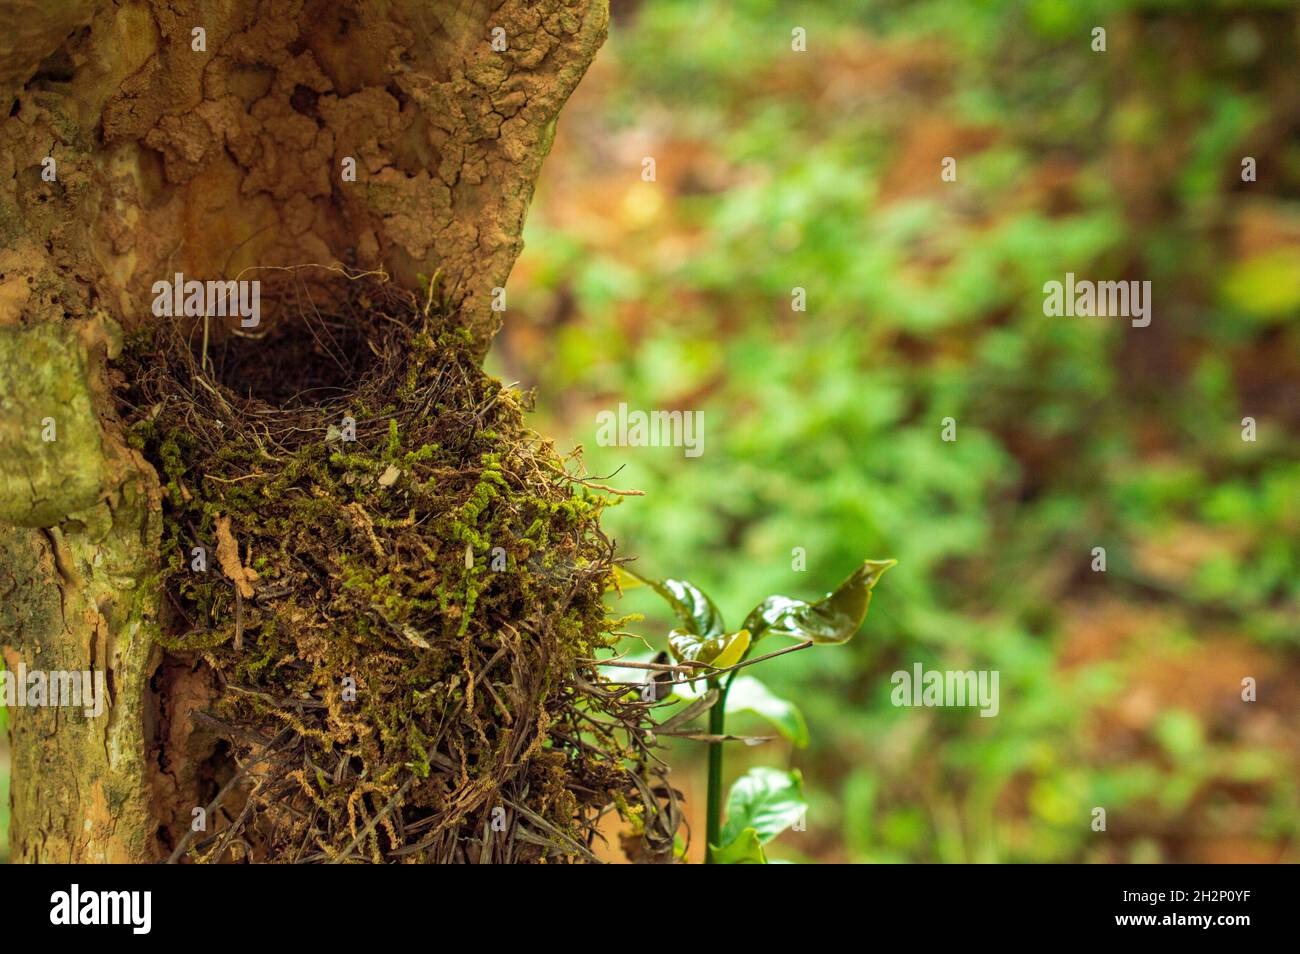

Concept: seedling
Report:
left=626, top=559, right=895, bottom=863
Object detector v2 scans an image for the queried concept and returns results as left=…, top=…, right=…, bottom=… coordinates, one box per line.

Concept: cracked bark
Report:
left=0, top=0, right=607, bottom=862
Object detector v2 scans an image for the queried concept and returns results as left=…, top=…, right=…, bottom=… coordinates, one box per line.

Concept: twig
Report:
left=543, top=460, right=644, bottom=496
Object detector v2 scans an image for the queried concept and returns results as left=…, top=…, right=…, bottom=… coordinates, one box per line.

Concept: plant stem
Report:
left=705, top=676, right=728, bottom=863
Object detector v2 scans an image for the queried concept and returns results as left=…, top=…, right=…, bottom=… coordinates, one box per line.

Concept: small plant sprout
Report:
left=623, top=558, right=895, bottom=863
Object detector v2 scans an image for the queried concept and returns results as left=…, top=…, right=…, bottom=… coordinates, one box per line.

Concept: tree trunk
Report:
left=0, top=0, right=607, bottom=862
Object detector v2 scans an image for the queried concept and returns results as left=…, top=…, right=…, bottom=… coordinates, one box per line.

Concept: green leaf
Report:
left=668, top=628, right=750, bottom=671
left=725, top=676, right=809, bottom=748
left=720, top=767, right=806, bottom=847
left=626, top=570, right=725, bottom=638
left=742, top=559, right=896, bottom=645
left=710, top=827, right=767, bottom=864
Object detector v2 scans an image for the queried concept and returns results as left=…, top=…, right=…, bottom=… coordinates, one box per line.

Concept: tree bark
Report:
left=0, top=0, right=607, bottom=862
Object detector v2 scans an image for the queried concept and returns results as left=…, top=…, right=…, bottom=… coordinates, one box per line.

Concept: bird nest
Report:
left=117, top=274, right=678, bottom=863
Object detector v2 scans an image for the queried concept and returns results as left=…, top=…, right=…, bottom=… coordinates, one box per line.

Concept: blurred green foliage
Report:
left=494, top=0, right=1300, bottom=861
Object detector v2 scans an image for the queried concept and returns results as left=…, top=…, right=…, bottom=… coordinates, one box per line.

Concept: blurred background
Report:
left=489, top=0, right=1300, bottom=863
left=3, top=0, right=1298, bottom=864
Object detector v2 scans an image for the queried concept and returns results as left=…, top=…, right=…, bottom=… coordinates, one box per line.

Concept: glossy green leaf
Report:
left=626, top=570, right=725, bottom=638
left=710, top=826, right=767, bottom=864
left=668, top=627, right=750, bottom=671
left=720, top=767, right=807, bottom=846
left=742, top=559, right=896, bottom=645
left=725, top=676, right=809, bottom=748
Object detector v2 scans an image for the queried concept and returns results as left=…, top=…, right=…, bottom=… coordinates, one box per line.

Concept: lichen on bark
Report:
left=0, top=314, right=161, bottom=862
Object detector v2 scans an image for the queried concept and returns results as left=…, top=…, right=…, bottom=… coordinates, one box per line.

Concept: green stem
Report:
left=705, top=676, right=730, bottom=863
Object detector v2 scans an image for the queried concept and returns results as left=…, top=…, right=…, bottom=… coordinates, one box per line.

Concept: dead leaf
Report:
left=402, top=626, right=430, bottom=649
left=215, top=515, right=257, bottom=598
